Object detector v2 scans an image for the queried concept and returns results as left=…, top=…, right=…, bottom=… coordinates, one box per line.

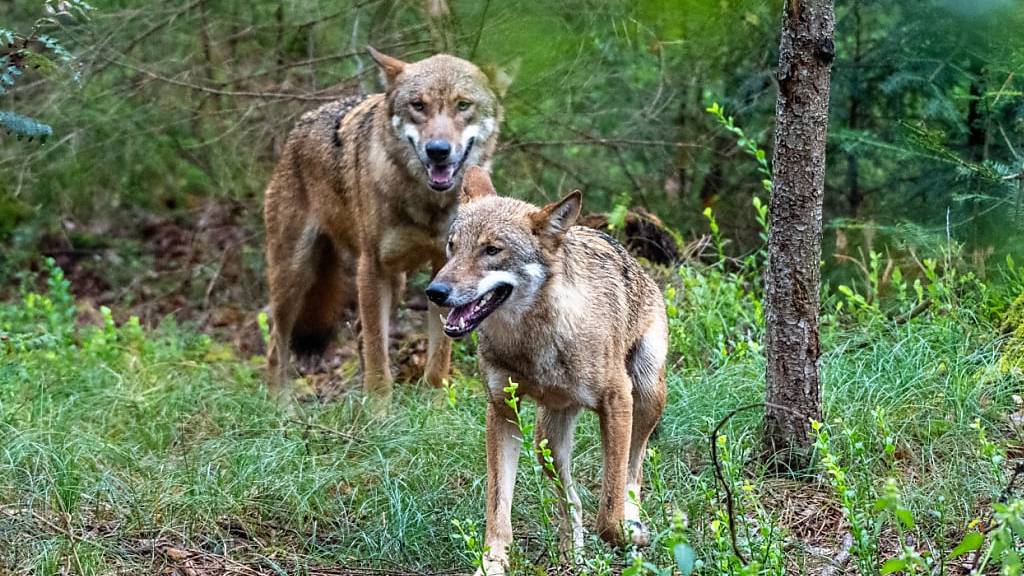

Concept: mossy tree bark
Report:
left=764, top=0, right=835, bottom=471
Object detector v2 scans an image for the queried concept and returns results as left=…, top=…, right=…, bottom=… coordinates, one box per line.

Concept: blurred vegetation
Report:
left=1, top=0, right=1023, bottom=290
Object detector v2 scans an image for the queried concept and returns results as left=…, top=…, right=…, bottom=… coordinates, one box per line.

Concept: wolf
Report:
left=263, top=47, right=509, bottom=401
left=426, top=167, right=669, bottom=574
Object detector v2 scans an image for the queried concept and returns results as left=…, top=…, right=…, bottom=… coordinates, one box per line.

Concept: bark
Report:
left=764, top=0, right=835, bottom=471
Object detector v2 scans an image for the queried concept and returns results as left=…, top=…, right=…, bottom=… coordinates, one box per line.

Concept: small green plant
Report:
left=257, top=310, right=271, bottom=348
left=813, top=419, right=881, bottom=574
left=451, top=518, right=488, bottom=571
left=706, top=102, right=772, bottom=196
left=703, top=206, right=726, bottom=264
left=608, top=192, right=632, bottom=232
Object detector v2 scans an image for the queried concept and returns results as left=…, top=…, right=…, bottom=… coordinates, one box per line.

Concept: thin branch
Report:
left=219, top=37, right=428, bottom=87
left=108, top=58, right=346, bottom=102
left=710, top=402, right=763, bottom=566
left=499, top=137, right=709, bottom=151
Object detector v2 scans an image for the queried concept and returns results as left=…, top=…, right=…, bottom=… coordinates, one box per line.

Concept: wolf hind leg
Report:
left=623, top=321, right=669, bottom=546
left=268, top=228, right=352, bottom=399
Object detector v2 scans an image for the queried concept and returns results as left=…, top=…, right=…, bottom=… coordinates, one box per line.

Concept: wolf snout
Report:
left=425, top=281, right=452, bottom=306
left=425, top=140, right=452, bottom=162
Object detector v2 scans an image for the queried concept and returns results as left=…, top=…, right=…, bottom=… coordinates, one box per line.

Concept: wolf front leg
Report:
left=477, top=401, right=521, bottom=576
left=596, top=377, right=634, bottom=547
left=424, top=259, right=451, bottom=387
left=535, top=406, right=584, bottom=561
left=357, top=255, right=394, bottom=402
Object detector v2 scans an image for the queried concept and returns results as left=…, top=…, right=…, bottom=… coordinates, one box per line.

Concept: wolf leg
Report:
left=623, top=321, right=669, bottom=546
left=266, top=228, right=319, bottom=400
left=535, top=406, right=584, bottom=560
left=477, top=400, right=520, bottom=576
left=596, top=375, right=634, bottom=548
left=267, top=302, right=298, bottom=398
left=424, top=259, right=452, bottom=387
left=357, top=255, right=394, bottom=402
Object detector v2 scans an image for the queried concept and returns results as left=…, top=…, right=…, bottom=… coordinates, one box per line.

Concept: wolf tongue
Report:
left=430, top=164, right=455, bottom=184
left=446, top=303, right=476, bottom=326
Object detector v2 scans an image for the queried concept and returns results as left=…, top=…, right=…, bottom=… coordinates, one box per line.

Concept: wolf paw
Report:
left=472, top=555, right=508, bottom=576
left=624, top=519, right=651, bottom=547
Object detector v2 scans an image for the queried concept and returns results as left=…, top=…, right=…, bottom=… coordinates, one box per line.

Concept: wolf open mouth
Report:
left=428, top=163, right=457, bottom=190
left=443, top=282, right=512, bottom=338
left=419, top=137, right=475, bottom=191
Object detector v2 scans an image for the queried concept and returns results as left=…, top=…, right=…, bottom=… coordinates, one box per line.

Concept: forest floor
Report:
left=1, top=205, right=1023, bottom=575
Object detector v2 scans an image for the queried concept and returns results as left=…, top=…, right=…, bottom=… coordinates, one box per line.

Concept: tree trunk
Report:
left=764, top=0, right=835, bottom=471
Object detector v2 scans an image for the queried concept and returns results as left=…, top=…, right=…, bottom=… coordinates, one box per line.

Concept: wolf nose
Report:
left=425, top=282, right=452, bottom=306
left=425, top=140, right=452, bottom=162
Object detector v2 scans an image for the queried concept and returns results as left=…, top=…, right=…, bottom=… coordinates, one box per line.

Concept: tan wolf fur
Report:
left=263, top=47, right=507, bottom=401
left=426, top=167, right=668, bottom=574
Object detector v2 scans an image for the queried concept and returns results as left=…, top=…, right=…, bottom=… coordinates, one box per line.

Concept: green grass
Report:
left=0, top=258, right=1021, bottom=575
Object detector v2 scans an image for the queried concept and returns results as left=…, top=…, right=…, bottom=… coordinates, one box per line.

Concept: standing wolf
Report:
left=263, top=47, right=507, bottom=400
left=427, top=168, right=668, bottom=574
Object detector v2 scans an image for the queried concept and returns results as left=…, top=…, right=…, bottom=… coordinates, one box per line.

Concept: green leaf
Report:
left=674, top=543, right=696, bottom=576
left=880, top=558, right=907, bottom=575
left=948, top=531, right=983, bottom=559
left=895, top=509, right=915, bottom=530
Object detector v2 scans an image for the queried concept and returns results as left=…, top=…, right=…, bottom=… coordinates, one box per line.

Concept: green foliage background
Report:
left=2, top=0, right=1023, bottom=275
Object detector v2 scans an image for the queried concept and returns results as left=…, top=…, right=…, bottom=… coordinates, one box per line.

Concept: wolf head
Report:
left=426, top=167, right=582, bottom=338
left=368, top=46, right=511, bottom=193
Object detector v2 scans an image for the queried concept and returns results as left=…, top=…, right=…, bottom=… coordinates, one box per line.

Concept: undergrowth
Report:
left=1, top=111, right=1022, bottom=576
left=1, top=109, right=1022, bottom=574
left=1, top=193, right=1022, bottom=576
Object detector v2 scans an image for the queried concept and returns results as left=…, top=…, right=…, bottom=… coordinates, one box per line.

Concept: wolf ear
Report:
left=531, top=190, right=582, bottom=242
left=367, top=46, right=407, bottom=88
left=482, top=58, right=520, bottom=99
left=460, top=166, right=497, bottom=203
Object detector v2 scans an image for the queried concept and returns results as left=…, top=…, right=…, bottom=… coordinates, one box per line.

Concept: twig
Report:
left=820, top=532, right=854, bottom=576
left=219, top=38, right=428, bottom=87
left=87, top=0, right=203, bottom=75
left=710, top=402, right=764, bottom=565
left=499, top=137, right=708, bottom=151
left=999, top=460, right=1024, bottom=504
left=109, top=58, right=346, bottom=102
left=893, top=299, right=932, bottom=325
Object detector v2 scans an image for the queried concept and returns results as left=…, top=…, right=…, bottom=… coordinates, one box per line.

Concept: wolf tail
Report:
left=289, top=234, right=356, bottom=357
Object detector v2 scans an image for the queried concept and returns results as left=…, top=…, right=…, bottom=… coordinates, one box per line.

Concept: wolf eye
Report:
left=410, top=100, right=425, bottom=112
left=484, top=245, right=501, bottom=256
left=457, top=100, right=473, bottom=112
